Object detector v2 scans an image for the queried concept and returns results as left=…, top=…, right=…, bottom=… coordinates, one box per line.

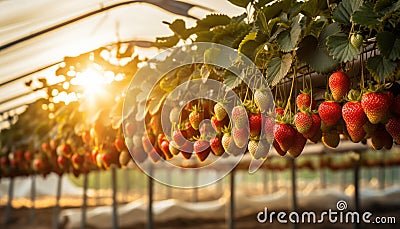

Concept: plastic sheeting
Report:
left=0, top=0, right=243, bottom=112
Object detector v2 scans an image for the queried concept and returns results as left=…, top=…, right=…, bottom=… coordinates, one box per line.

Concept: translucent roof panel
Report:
left=0, top=0, right=243, bottom=113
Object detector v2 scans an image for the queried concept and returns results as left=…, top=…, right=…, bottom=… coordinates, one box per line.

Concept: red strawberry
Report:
left=232, top=126, right=249, bottom=148
left=114, top=138, right=125, bottom=152
left=386, top=117, right=400, bottom=144
left=342, top=101, right=367, bottom=131
left=288, top=131, right=306, bottom=158
left=189, top=106, right=203, bottom=130
left=71, top=153, right=84, bottom=169
left=211, top=116, right=228, bottom=133
left=294, top=111, right=312, bottom=134
left=214, top=102, right=227, bottom=121
left=57, top=155, right=70, bottom=170
left=318, top=101, right=342, bottom=126
left=303, top=113, right=321, bottom=139
left=273, top=140, right=286, bottom=156
left=184, top=121, right=199, bottom=139
left=210, top=137, right=224, bottom=156
left=263, top=115, right=275, bottom=143
left=275, top=107, right=284, bottom=117
left=248, top=139, right=270, bottom=159
left=249, top=113, right=262, bottom=137
left=371, top=125, right=393, bottom=150
left=296, top=93, right=316, bottom=110
left=232, top=105, right=247, bottom=129
left=157, top=133, right=165, bottom=147
left=274, top=123, right=296, bottom=152
left=160, top=140, right=173, bottom=160
left=329, top=71, right=350, bottom=101
left=361, top=92, right=390, bottom=124
left=194, top=140, right=211, bottom=162
left=346, top=126, right=366, bottom=143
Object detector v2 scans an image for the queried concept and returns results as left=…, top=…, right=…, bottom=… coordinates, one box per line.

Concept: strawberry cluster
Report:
left=274, top=71, right=400, bottom=156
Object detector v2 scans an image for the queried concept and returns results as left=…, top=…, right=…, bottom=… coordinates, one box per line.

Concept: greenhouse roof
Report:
left=0, top=0, right=243, bottom=114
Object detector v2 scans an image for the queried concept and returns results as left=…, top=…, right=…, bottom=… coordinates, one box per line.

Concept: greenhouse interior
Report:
left=1, top=0, right=400, bottom=228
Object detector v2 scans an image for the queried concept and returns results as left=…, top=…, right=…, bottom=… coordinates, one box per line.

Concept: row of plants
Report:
left=1, top=0, right=400, bottom=178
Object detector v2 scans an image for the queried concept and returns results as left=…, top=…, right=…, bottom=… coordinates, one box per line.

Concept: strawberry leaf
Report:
left=332, top=0, right=363, bottom=25
left=374, top=0, right=400, bottom=14
left=351, top=2, right=380, bottom=27
left=224, top=71, right=242, bottom=89
left=327, top=35, right=361, bottom=62
left=228, top=0, right=251, bottom=8
left=366, top=55, right=397, bottom=83
left=277, top=15, right=301, bottom=52
left=376, top=31, right=400, bottom=61
left=196, top=14, right=231, bottom=29
left=300, top=0, right=328, bottom=18
left=266, top=53, right=292, bottom=86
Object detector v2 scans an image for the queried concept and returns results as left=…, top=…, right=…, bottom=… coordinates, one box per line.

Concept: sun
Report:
left=71, top=68, right=108, bottom=96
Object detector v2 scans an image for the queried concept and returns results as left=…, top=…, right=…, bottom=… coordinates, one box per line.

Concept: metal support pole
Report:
left=290, top=158, right=297, bottom=229
left=147, top=166, right=154, bottom=229
left=4, top=177, right=14, bottom=225
left=81, top=173, right=88, bottom=229
left=124, top=168, right=130, bottom=202
left=111, top=166, right=118, bottom=229
left=228, top=169, right=235, bottom=229
left=354, top=152, right=361, bottom=229
left=53, top=175, right=62, bottom=229
left=94, top=170, right=100, bottom=205
left=29, top=175, right=36, bottom=223
left=320, top=159, right=326, bottom=189
left=379, top=152, right=385, bottom=190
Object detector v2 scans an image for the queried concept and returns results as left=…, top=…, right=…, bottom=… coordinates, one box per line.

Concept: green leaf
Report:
left=377, top=31, right=400, bottom=61
left=277, top=15, right=301, bottom=52
left=374, top=0, right=400, bottom=14
left=228, top=0, right=251, bottom=8
left=224, top=72, right=242, bottom=89
left=165, top=19, right=191, bottom=39
left=301, top=0, right=328, bottom=18
left=318, top=22, right=343, bottom=43
left=266, top=53, right=293, bottom=86
left=262, top=0, right=292, bottom=22
left=366, top=55, right=397, bottom=82
left=297, top=35, right=338, bottom=73
left=254, top=0, right=274, bottom=8
left=332, top=0, right=363, bottom=25
left=196, top=14, right=231, bottom=29
left=155, top=35, right=179, bottom=48
left=351, top=2, right=379, bottom=26
left=327, top=35, right=360, bottom=62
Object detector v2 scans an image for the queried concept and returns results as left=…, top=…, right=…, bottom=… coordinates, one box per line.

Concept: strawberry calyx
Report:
left=346, top=89, right=362, bottom=102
